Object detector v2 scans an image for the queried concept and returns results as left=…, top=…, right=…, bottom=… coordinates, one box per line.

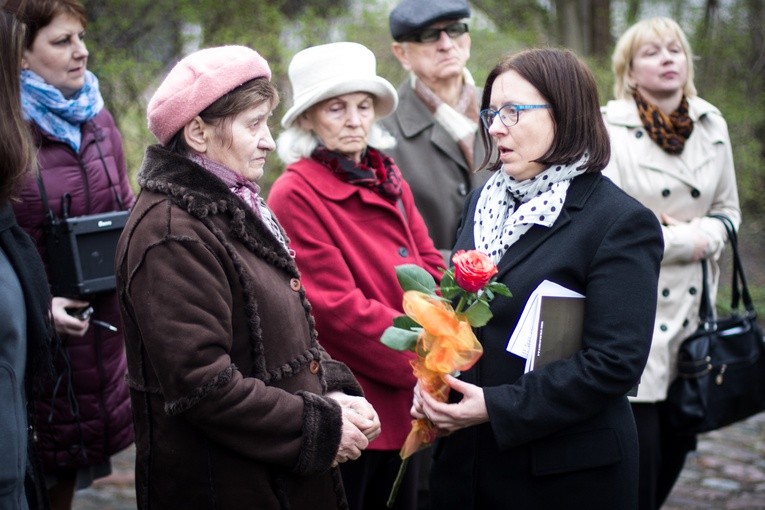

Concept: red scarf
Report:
left=311, top=146, right=404, bottom=203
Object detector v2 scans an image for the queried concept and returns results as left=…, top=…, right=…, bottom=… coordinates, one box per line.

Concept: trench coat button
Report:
left=398, top=247, right=409, bottom=257
left=457, top=182, right=468, bottom=196
left=662, top=288, right=670, bottom=297
left=683, top=319, right=690, bottom=327
left=290, top=278, right=301, bottom=291
left=689, top=287, right=697, bottom=295
left=661, top=189, right=671, bottom=197
left=309, top=360, right=320, bottom=374
left=660, top=324, right=668, bottom=332
left=690, top=188, right=701, bottom=198
left=635, top=130, right=643, bottom=138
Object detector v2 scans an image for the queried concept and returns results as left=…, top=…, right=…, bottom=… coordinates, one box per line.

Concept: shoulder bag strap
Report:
left=91, top=127, right=126, bottom=211
left=35, top=174, right=58, bottom=224
left=708, top=214, right=756, bottom=316
left=699, top=259, right=715, bottom=330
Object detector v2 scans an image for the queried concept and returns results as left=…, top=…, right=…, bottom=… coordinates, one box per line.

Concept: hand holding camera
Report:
left=53, top=297, right=91, bottom=337
left=52, top=297, right=119, bottom=336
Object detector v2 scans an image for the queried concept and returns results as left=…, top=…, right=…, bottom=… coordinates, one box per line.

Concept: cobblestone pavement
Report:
left=71, top=412, right=765, bottom=510
left=662, top=412, right=765, bottom=510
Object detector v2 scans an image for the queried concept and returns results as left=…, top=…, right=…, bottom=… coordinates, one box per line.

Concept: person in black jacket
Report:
left=0, top=1, right=54, bottom=508
left=413, top=48, right=664, bottom=510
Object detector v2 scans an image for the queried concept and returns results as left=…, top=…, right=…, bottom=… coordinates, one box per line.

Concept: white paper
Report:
left=506, top=280, right=584, bottom=368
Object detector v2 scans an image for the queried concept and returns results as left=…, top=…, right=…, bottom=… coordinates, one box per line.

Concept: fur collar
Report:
left=137, top=144, right=297, bottom=275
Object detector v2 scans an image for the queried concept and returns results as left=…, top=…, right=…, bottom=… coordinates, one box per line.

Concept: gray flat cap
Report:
left=389, top=0, right=471, bottom=41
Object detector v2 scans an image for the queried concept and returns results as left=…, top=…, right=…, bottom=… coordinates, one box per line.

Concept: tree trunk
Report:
left=556, top=0, right=585, bottom=54
left=590, top=0, right=611, bottom=61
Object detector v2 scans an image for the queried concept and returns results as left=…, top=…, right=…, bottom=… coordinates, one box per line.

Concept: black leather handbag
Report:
left=664, top=215, right=765, bottom=434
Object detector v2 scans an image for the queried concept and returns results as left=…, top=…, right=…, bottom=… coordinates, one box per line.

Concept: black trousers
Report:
left=632, top=402, right=698, bottom=510
left=340, top=449, right=421, bottom=510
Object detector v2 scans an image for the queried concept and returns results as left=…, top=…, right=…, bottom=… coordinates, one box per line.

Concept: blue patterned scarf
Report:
left=20, top=69, right=104, bottom=153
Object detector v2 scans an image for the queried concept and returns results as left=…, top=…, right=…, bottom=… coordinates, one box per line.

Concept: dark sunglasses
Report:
left=400, top=22, right=469, bottom=44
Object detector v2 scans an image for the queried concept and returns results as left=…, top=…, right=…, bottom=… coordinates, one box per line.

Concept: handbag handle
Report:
left=707, top=214, right=756, bottom=318
left=698, top=259, right=715, bottom=330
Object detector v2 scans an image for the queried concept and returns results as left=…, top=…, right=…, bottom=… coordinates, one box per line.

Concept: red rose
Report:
left=451, top=250, right=498, bottom=293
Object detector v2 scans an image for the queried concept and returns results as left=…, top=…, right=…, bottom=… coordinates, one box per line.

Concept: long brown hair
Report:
left=0, top=0, right=35, bottom=203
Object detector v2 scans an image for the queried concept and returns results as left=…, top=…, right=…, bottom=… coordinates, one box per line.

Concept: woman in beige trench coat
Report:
left=602, top=17, right=741, bottom=510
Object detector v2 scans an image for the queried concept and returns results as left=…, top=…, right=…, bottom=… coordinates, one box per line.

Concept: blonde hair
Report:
left=611, top=17, right=697, bottom=100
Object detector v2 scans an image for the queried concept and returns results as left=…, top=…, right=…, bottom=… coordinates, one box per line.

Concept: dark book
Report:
left=529, top=295, right=585, bottom=371
left=528, top=294, right=640, bottom=396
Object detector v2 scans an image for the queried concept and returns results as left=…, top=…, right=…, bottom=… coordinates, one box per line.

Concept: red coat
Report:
left=268, top=157, right=445, bottom=450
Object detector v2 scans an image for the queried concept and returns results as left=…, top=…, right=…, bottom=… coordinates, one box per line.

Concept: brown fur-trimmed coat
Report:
left=115, top=145, right=362, bottom=510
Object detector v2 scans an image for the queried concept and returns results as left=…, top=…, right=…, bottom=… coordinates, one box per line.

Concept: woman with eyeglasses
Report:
left=11, top=0, right=134, bottom=508
left=268, top=41, right=445, bottom=510
left=411, top=48, right=664, bottom=510
left=602, top=18, right=740, bottom=510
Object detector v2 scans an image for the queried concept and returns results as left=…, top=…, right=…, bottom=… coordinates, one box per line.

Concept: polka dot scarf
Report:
left=474, top=156, right=587, bottom=264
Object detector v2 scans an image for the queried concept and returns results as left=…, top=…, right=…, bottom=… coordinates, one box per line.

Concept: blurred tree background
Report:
left=81, top=0, right=764, bottom=219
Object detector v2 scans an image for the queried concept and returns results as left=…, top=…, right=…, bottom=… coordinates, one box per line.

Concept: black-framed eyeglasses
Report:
left=479, top=104, right=552, bottom=129
left=400, top=22, right=469, bottom=44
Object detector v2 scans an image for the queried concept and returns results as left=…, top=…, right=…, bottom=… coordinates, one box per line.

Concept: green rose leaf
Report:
left=440, top=270, right=456, bottom=289
left=486, top=281, right=512, bottom=297
left=393, top=315, right=420, bottom=330
left=440, top=282, right=461, bottom=300
left=464, top=299, right=493, bottom=328
left=396, top=264, right=437, bottom=294
left=381, top=326, right=419, bottom=352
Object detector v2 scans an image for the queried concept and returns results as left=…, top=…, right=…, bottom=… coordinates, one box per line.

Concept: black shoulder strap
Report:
left=708, top=214, right=755, bottom=315
left=35, top=174, right=57, bottom=223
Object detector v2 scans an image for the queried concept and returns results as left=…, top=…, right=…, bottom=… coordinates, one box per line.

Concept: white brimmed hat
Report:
left=281, top=42, right=398, bottom=128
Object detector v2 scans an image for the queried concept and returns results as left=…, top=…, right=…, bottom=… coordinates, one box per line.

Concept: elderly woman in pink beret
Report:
left=115, top=45, right=380, bottom=510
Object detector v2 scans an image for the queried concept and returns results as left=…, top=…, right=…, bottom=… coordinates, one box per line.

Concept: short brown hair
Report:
left=479, top=48, right=610, bottom=174
left=20, top=0, right=87, bottom=49
left=168, top=77, right=279, bottom=154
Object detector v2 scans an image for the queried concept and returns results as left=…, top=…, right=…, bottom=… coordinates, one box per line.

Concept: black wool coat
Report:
left=429, top=172, right=664, bottom=510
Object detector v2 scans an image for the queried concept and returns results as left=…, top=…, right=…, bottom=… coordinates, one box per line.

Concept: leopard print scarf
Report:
left=634, top=91, right=694, bottom=155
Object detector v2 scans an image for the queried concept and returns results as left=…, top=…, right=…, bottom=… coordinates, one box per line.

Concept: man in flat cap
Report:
left=382, top=0, right=487, bottom=262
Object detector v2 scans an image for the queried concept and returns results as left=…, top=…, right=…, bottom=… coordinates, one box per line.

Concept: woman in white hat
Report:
left=269, top=41, right=445, bottom=510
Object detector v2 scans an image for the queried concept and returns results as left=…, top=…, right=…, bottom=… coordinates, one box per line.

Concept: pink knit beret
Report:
left=147, top=45, right=272, bottom=145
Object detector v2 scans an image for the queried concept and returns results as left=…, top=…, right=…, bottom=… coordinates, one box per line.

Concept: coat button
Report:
left=457, top=182, right=468, bottom=196
left=398, top=247, right=409, bottom=257
left=660, top=324, right=668, bottom=332
left=662, top=288, right=670, bottom=297
left=661, top=189, right=671, bottom=197
left=683, top=319, right=690, bottom=328
left=689, top=287, right=697, bottom=295
left=690, top=188, right=700, bottom=198
left=290, top=278, right=301, bottom=291
left=309, top=360, right=320, bottom=374
left=635, top=130, right=643, bottom=138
